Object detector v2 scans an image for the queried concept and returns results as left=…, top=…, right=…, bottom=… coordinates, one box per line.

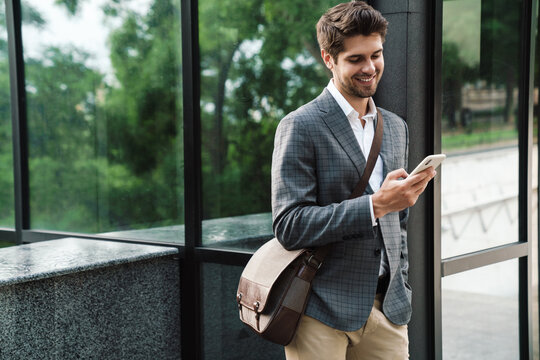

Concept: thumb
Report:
left=385, top=168, right=408, bottom=180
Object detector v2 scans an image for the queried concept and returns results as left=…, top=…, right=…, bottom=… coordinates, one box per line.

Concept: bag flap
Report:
left=237, top=238, right=306, bottom=312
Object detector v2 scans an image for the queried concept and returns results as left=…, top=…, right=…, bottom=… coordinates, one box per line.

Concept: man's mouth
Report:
left=354, top=73, right=376, bottom=83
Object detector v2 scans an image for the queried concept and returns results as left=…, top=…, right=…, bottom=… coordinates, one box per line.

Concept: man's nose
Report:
left=362, top=60, right=375, bottom=73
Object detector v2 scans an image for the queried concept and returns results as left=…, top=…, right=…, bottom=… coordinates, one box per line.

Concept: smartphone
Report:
left=409, top=154, right=446, bottom=176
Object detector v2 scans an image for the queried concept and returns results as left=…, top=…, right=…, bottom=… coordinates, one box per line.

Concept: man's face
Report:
left=323, top=33, right=384, bottom=99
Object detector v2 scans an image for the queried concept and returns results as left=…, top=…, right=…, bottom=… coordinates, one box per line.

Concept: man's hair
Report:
left=316, top=1, right=388, bottom=61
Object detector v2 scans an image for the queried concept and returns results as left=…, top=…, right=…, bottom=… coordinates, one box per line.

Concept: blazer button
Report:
left=374, top=248, right=381, bottom=257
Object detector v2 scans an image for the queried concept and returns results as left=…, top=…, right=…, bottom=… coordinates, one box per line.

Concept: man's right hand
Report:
left=371, top=167, right=436, bottom=219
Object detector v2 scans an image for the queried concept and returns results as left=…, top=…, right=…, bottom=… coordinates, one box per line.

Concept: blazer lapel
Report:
left=316, top=89, right=367, bottom=181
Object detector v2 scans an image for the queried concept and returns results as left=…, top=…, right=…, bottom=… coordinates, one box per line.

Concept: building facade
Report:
left=0, top=0, right=538, bottom=358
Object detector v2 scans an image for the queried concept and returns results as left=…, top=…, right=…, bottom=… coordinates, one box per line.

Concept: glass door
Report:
left=439, top=0, right=537, bottom=358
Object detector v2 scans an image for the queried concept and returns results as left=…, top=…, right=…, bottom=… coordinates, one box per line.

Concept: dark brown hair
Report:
left=316, top=1, right=388, bottom=61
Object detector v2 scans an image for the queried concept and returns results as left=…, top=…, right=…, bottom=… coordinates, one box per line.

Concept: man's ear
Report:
left=321, top=49, right=334, bottom=71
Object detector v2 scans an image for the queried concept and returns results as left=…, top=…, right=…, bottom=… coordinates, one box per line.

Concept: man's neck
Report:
left=345, top=95, right=370, bottom=118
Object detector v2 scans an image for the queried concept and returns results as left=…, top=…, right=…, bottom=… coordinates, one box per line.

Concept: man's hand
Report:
left=372, top=167, right=436, bottom=219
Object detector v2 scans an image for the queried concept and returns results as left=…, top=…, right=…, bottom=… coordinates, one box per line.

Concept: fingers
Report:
left=406, top=167, right=436, bottom=185
left=375, top=167, right=437, bottom=217
left=410, top=169, right=437, bottom=194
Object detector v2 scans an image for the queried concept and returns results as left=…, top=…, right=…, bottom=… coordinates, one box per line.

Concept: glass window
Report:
left=441, top=0, right=522, bottom=257
left=21, top=1, right=184, bottom=243
left=198, top=0, right=340, bottom=250
left=201, top=263, right=285, bottom=359
left=442, top=260, right=519, bottom=359
left=0, top=2, right=14, bottom=230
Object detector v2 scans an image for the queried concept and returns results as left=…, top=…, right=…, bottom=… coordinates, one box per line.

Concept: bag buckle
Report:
left=305, top=254, right=323, bottom=270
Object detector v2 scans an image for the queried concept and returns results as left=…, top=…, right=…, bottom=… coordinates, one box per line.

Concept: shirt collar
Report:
left=326, top=79, right=377, bottom=121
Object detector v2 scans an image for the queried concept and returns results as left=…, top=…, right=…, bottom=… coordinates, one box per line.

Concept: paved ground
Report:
left=442, top=290, right=520, bottom=359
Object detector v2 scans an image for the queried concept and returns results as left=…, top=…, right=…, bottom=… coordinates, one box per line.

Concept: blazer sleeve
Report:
left=399, top=120, right=410, bottom=282
left=271, top=113, right=376, bottom=250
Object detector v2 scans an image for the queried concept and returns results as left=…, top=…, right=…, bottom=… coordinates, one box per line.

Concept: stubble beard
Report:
left=337, top=73, right=380, bottom=99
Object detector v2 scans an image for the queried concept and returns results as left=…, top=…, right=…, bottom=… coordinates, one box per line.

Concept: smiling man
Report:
left=271, top=1, right=435, bottom=359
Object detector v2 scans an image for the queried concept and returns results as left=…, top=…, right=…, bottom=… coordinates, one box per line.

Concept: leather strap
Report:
left=349, top=108, right=384, bottom=199
left=309, top=109, right=384, bottom=262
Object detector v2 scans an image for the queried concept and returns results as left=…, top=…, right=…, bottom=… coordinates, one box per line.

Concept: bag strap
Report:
left=349, top=109, right=384, bottom=199
left=308, top=109, right=384, bottom=265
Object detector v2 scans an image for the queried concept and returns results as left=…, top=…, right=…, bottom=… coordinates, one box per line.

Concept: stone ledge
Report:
left=0, top=237, right=178, bottom=287
left=100, top=212, right=273, bottom=248
left=0, top=238, right=181, bottom=359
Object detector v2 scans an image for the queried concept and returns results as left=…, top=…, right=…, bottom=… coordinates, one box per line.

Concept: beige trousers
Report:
left=284, top=296, right=409, bottom=360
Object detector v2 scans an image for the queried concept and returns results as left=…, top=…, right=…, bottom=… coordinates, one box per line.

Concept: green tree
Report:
left=199, top=0, right=339, bottom=219
left=480, top=0, right=522, bottom=123
left=103, top=0, right=183, bottom=228
left=22, top=0, right=183, bottom=232
left=18, top=0, right=350, bottom=233
left=24, top=47, right=106, bottom=230
left=442, top=41, right=476, bottom=130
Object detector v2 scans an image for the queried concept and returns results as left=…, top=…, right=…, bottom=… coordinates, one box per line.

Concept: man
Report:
left=271, top=1, right=436, bottom=359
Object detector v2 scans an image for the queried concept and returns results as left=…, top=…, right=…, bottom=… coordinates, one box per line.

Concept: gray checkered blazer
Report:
left=271, top=88, right=411, bottom=331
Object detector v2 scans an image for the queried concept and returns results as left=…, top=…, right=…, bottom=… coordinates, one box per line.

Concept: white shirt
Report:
left=326, top=79, right=389, bottom=276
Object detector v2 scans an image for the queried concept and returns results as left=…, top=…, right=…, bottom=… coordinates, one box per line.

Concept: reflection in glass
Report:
left=21, top=1, right=184, bottom=242
left=441, top=0, right=522, bottom=257
left=201, top=263, right=285, bottom=360
left=0, top=3, right=14, bottom=229
left=198, top=0, right=339, bottom=249
left=442, top=260, right=519, bottom=359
